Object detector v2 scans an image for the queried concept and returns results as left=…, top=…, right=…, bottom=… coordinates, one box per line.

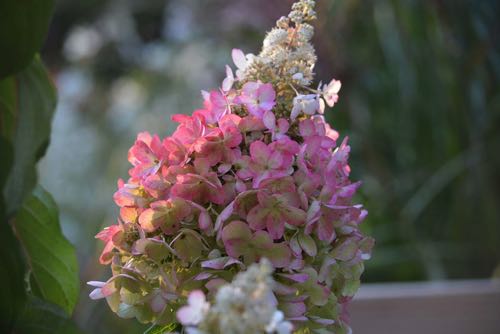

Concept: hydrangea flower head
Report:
left=90, top=1, right=373, bottom=333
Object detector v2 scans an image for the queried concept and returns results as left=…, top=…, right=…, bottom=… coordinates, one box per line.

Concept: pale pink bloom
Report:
left=113, top=180, right=149, bottom=208
left=138, top=198, right=191, bottom=234
left=273, top=118, right=290, bottom=141
left=119, top=206, right=139, bottom=224
left=263, top=110, right=276, bottom=131
left=171, top=114, right=206, bottom=148
left=327, top=137, right=351, bottom=179
left=237, top=82, right=276, bottom=118
left=162, top=136, right=188, bottom=166
left=238, top=115, right=266, bottom=132
left=196, top=90, right=231, bottom=124
left=177, top=290, right=210, bottom=326
left=324, top=121, right=340, bottom=141
left=297, top=138, right=334, bottom=187
left=95, top=224, right=124, bottom=264
left=322, top=78, right=342, bottom=107
left=299, top=116, right=339, bottom=144
left=247, top=191, right=306, bottom=239
left=237, top=140, right=294, bottom=188
left=264, top=114, right=290, bottom=141
left=142, top=173, right=170, bottom=198
left=269, top=137, right=301, bottom=168
left=192, top=116, right=242, bottom=166
left=128, top=132, right=167, bottom=179
left=219, top=114, right=243, bottom=148
left=170, top=159, right=225, bottom=205
left=188, top=200, right=214, bottom=235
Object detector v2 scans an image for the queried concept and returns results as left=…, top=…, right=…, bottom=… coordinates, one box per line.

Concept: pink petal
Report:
left=258, top=83, right=276, bottom=104
left=250, top=140, right=270, bottom=165
left=221, top=220, right=252, bottom=258
left=199, top=210, right=213, bottom=232
left=317, top=218, right=336, bottom=243
left=277, top=118, right=289, bottom=133
left=263, top=110, right=276, bottom=130
left=215, top=200, right=235, bottom=231
left=277, top=273, right=310, bottom=283
left=246, top=205, right=267, bottom=231
left=201, top=257, right=228, bottom=270
left=266, top=214, right=285, bottom=240
left=138, top=208, right=161, bottom=232
left=280, top=301, right=306, bottom=318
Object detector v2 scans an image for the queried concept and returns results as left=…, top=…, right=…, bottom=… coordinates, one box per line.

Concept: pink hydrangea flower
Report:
left=247, top=191, right=306, bottom=240
left=237, top=82, right=276, bottom=118
left=138, top=198, right=191, bottom=234
left=195, top=90, right=232, bottom=124
left=91, top=4, right=372, bottom=332
left=170, top=159, right=226, bottom=205
left=221, top=220, right=291, bottom=268
left=128, top=132, right=167, bottom=179
left=95, top=224, right=124, bottom=264
left=322, top=79, right=342, bottom=107
left=237, top=140, right=300, bottom=188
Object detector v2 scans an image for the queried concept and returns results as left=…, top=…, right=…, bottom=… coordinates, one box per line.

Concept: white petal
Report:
left=290, top=103, right=301, bottom=120
left=232, top=49, right=247, bottom=69
left=89, top=288, right=105, bottom=300
left=87, top=280, right=106, bottom=287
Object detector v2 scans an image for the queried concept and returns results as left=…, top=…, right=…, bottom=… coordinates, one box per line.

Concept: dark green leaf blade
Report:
left=0, top=0, right=54, bottom=77
left=3, top=56, right=57, bottom=216
left=15, top=296, right=83, bottom=334
left=0, top=77, right=17, bottom=140
left=0, top=194, right=27, bottom=332
left=13, top=186, right=79, bottom=315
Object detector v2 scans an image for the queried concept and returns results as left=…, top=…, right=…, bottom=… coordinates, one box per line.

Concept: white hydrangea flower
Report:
left=291, top=93, right=323, bottom=120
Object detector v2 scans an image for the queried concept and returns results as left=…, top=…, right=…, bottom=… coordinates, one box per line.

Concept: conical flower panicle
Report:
left=89, top=1, right=373, bottom=333
left=243, top=0, right=318, bottom=112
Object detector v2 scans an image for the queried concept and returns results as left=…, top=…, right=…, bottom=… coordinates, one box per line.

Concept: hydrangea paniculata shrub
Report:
left=89, top=1, right=374, bottom=333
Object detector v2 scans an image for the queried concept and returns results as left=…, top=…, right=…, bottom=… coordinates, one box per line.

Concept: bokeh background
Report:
left=38, top=0, right=500, bottom=332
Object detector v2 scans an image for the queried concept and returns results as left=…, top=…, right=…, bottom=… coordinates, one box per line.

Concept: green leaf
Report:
left=0, top=0, right=54, bottom=77
left=0, top=135, right=27, bottom=332
left=13, top=186, right=79, bottom=315
left=0, top=78, right=17, bottom=140
left=15, top=296, right=82, bottom=334
left=2, top=56, right=57, bottom=216
left=0, top=200, right=27, bottom=332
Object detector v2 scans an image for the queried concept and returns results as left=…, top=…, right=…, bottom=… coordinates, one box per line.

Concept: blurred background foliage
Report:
left=38, top=0, right=500, bottom=332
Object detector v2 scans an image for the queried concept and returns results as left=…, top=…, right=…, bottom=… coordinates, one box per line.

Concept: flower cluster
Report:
left=177, top=260, right=292, bottom=334
left=89, top=1, right=373, bottom=333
